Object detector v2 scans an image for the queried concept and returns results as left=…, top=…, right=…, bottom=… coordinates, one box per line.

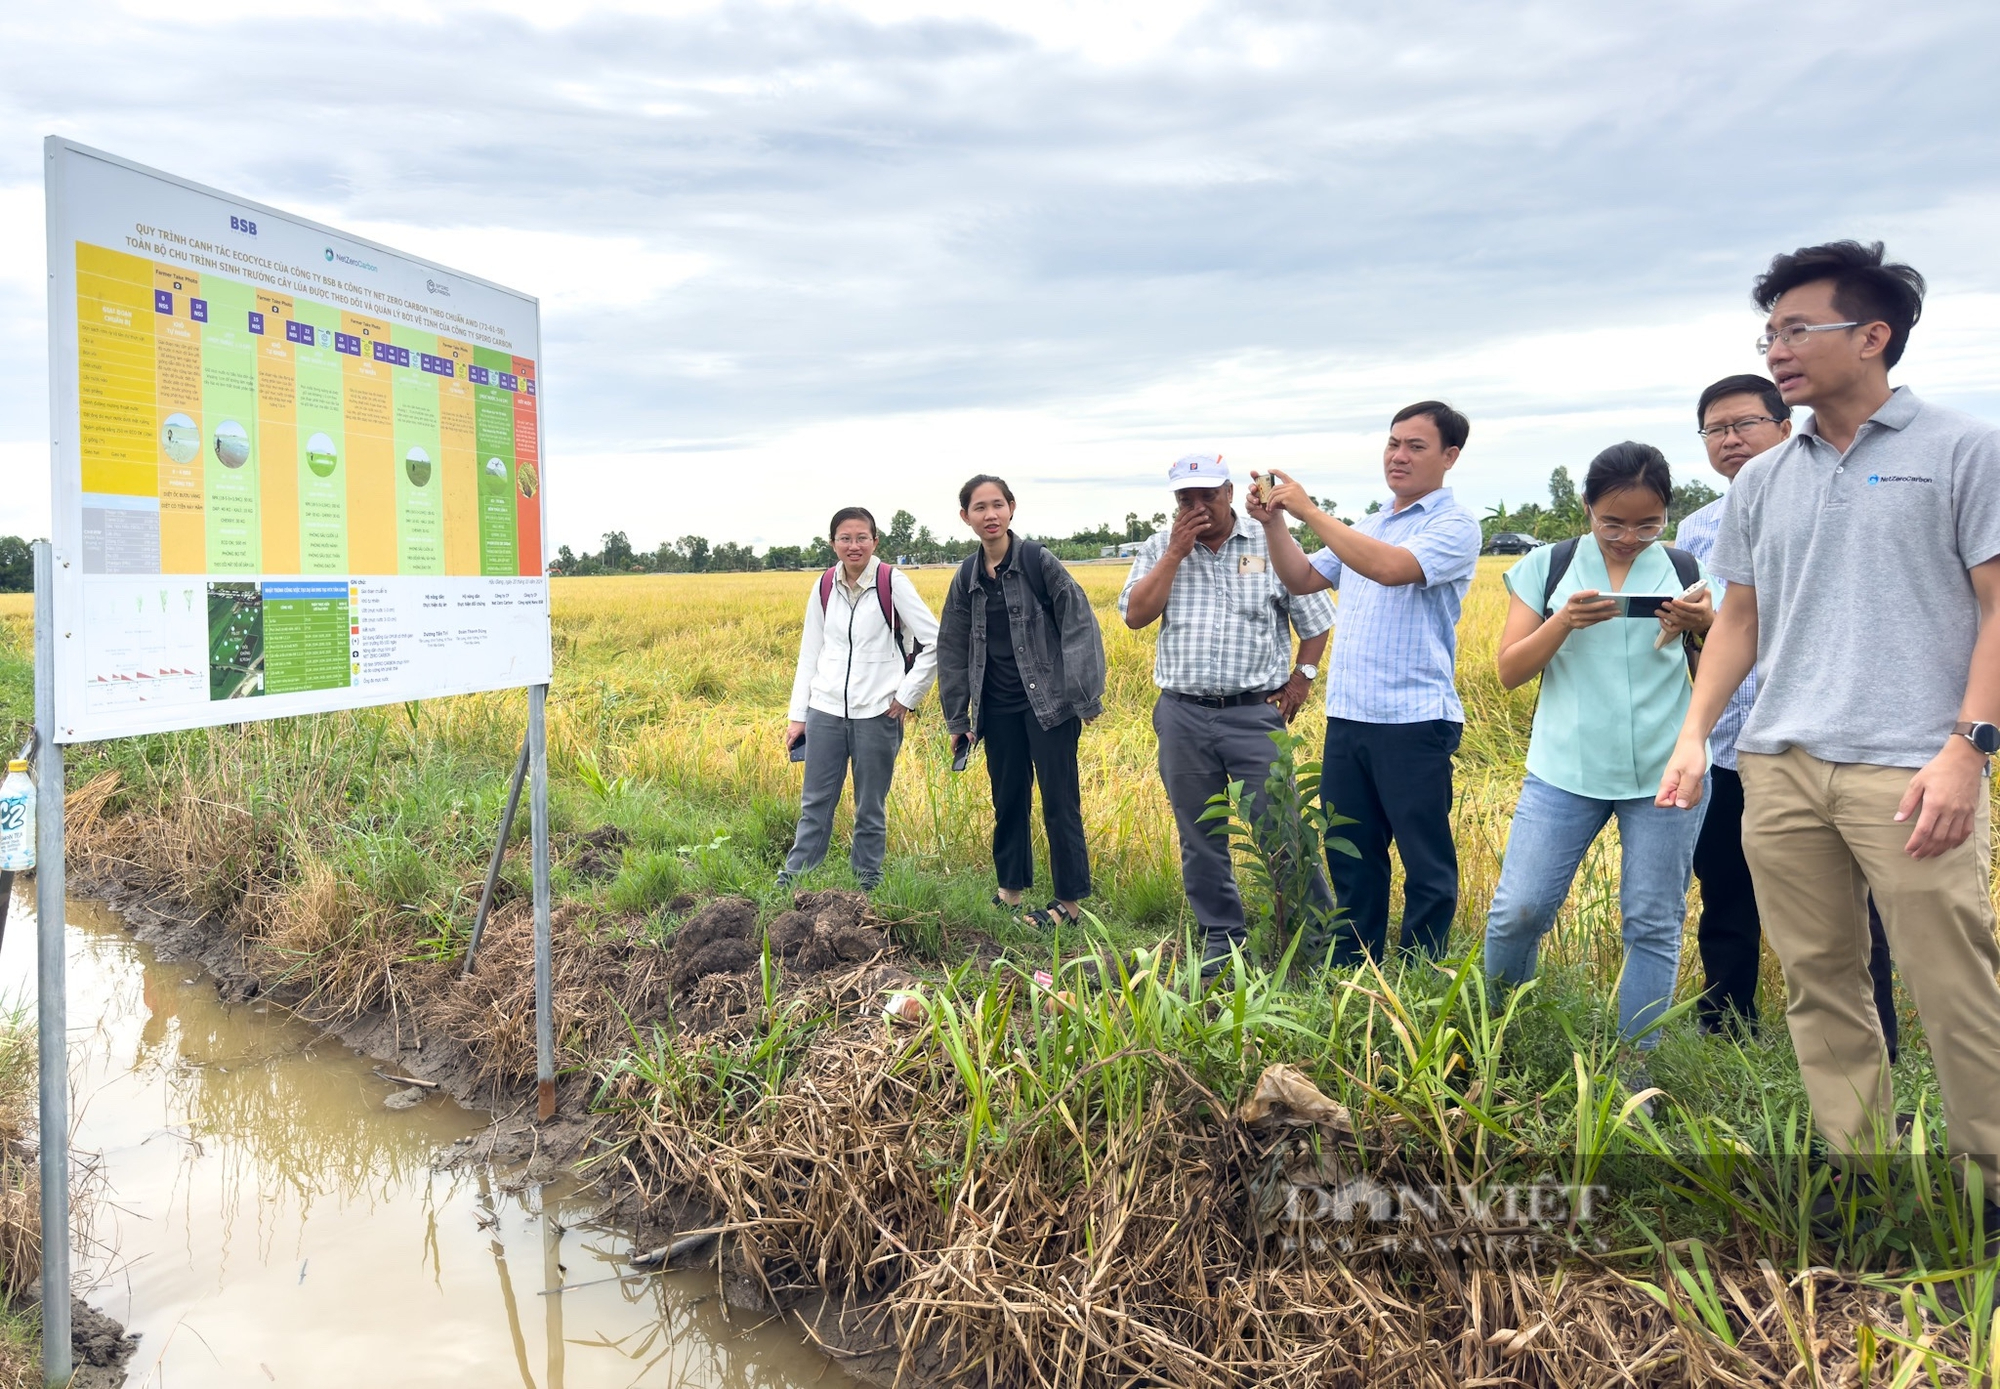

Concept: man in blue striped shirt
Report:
left=1253, top=402, right=1483, bottom=965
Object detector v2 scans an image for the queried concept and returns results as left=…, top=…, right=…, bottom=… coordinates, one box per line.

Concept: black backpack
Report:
left=1539, top=536, right=1702, bottom=674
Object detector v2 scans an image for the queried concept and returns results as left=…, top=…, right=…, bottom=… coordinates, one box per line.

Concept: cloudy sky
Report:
left=6, top=0, right=1998, bottom=555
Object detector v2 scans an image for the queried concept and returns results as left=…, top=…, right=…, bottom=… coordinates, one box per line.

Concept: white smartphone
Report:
left=1653, top=578, right=1710, bottom=649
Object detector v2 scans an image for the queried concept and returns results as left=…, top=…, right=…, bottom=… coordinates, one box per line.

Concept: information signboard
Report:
left=44, top=139, right=553, bottom=743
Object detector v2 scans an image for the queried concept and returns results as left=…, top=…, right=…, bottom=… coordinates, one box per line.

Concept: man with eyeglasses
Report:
left=1676, top=375, right=1904, bottom=1050
left=1658, top=242, right=2000, bottom=1236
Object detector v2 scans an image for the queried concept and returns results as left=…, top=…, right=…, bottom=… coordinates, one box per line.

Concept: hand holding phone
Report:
left=951, top=734, right=974, bottom=773
left=1557, top=589, right=1621, bottom=631
left=1653, top=578, right=1712, bottom=649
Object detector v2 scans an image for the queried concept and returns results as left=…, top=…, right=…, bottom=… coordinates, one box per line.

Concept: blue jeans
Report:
left=1483, top=773, right=1708, bottom=1049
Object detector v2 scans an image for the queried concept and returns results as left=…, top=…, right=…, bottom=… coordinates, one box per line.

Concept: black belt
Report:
left=1164, top=688, right=1278, bottom=709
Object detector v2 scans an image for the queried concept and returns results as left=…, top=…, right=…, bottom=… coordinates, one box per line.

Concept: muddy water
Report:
left=2, top=896, right=848, bottom=1388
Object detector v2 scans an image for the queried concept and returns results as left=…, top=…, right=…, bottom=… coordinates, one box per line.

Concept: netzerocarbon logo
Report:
left=1867, top=474, right=1933, bottom=485
left=324, top=247, right=379, bottom=272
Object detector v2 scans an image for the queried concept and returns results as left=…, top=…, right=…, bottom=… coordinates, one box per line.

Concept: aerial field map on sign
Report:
left=46, top=140, right=554, bottom=742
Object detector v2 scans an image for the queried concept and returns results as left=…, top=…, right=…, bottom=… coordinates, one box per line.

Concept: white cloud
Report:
left=6, top=0, right=2000, bottom=556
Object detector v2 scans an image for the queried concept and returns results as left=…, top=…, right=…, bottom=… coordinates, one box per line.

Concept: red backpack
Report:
left=818, top=563, right=921, bottom=673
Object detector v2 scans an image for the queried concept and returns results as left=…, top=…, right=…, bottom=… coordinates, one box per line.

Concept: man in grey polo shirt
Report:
left=1120, top=453, right=1336, bottom=975
left=1658, top=241, right=2000, bottom=1225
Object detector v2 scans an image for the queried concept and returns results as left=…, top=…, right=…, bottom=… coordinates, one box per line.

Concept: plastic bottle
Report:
left=0, top=759, right=34, bottom=872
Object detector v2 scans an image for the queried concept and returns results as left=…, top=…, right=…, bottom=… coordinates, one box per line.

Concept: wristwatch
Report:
left=1953, top=720, right=2000, bottom=756
left=1294, top=663, right=1319, bottom=681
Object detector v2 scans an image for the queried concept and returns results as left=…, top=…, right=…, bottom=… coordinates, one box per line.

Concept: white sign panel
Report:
left=44, top=138, right=553, bottom=743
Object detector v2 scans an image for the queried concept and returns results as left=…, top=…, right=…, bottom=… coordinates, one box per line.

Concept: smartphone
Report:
left=1617, top=594, right=1679, bottom=619
left=788, top=732, right=807, bottom=763
left=951, top=737, right=972, bottom=773
left=1653, top=577, right=1710, bottom=649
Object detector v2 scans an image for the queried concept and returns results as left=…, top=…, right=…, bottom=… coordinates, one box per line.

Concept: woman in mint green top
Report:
left=1483, top=442, right=1717, bottom=1068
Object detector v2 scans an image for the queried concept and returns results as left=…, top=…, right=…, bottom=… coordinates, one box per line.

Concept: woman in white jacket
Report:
left=780, top=506, right=940, bottom=890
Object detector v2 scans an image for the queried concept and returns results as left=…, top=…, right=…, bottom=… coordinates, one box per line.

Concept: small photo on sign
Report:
left=162, top=413, right=199, bottom=464
left=404, top=447, right=432, bottom=488
left=306, top=432, right=338, bottom=479
left=214, top=420, right=250, bottom=470
left=517, top=462, right=539, bottom=498
left=207, top=581, right=264, bottom=701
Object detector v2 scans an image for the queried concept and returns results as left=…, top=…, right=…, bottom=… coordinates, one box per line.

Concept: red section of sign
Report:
left=512, top=356, right=542, bottom=576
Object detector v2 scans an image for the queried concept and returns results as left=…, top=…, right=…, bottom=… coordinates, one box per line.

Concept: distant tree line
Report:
left=0, top=538, right=32, bottom=593
left=1480, top=467, right=1717, bottom=543
left=549, top=468, right=1725, bottom=578
left=548, top=498, right=1366, bottom=576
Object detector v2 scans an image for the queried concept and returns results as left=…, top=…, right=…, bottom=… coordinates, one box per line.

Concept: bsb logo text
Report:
left=229, top=215, right=257, bottom=236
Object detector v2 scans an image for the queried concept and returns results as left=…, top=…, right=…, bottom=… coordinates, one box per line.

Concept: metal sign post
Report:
left=530, top=684, right=555, bottom=1121
left=32, top=540, right=71, bottom=1388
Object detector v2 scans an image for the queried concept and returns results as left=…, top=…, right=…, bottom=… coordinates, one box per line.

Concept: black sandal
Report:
left=990, top=892, right=1026, bottom=915
left=1022, top=901, right=1083, bottom=930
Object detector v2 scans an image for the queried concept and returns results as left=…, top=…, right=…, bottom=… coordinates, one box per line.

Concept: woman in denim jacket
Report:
left=937, top=475, right=1107, bottom=929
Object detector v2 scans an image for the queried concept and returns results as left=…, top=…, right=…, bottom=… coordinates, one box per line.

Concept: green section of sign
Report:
left=473, top=346, right=517, bottom=577
left=263, top=587, right=352, bottom=695
left=200, top=280, right=261, bottom=572
left=292, top=300, right=348, bottom=575
left=391, top=325, right=444, bottom=575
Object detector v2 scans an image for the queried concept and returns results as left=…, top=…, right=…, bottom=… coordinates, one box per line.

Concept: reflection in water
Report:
left=0, top=897, right=848, bottom=1388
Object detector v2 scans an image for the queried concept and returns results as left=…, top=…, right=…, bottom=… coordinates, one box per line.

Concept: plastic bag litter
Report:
left=1236, top=1063, right=1354, bottom=1135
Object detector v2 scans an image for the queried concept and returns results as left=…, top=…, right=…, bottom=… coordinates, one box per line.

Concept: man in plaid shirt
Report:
left=1119, top=453, right=1336, bottom=974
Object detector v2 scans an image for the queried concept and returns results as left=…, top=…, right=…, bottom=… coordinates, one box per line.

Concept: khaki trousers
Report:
left=1739, top=746, right=2000, bottom=1195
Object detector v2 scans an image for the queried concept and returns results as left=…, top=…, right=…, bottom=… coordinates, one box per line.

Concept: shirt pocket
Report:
left=1232, top=572, right=1277, bottom=618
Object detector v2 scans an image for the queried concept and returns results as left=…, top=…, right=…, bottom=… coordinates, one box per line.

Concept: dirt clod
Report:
left=383, top=1086, right=428, bottom=1111
left=570, top=825, right=630, bottom=879
left=662, top=897, right=761, bottom=993
left=70, top=1297, right=138, bottom=1374
left=766, top=890, right=886, bottom=971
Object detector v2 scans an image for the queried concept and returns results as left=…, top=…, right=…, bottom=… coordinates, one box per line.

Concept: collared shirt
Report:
left=1119, top=511, right=1335, bottom=696
left=1711, top=386, right=2000, bottom=769
left=1306, top=487, right=1481, bottom=723
left=1503, top=536, right=1714, bottom=801
left=1673, top=494, right=1754, bottom=770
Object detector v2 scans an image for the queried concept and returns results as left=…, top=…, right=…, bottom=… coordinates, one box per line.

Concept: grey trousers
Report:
left=784, top=708, right=904, bottom=887
left=1154, top=693, right=1334, bottom=950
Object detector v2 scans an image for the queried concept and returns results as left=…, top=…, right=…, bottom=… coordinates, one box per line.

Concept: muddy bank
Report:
left=24, top=890, right=863, bottom=1388
left=83, top=868, right=601, bottom=1185
left=74, top=864, right=926, bottom=1383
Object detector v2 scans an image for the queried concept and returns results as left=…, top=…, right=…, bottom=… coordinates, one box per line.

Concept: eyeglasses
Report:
left=1756, top=321, right=1859, bottom=354
left=1697, top=417, right=1784, bottom=440
left=1591, top=519, right=1664, bottom=542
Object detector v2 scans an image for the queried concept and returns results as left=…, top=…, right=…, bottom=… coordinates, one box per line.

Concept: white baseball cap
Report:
left=1167, top=452, right=1231, bottom=490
